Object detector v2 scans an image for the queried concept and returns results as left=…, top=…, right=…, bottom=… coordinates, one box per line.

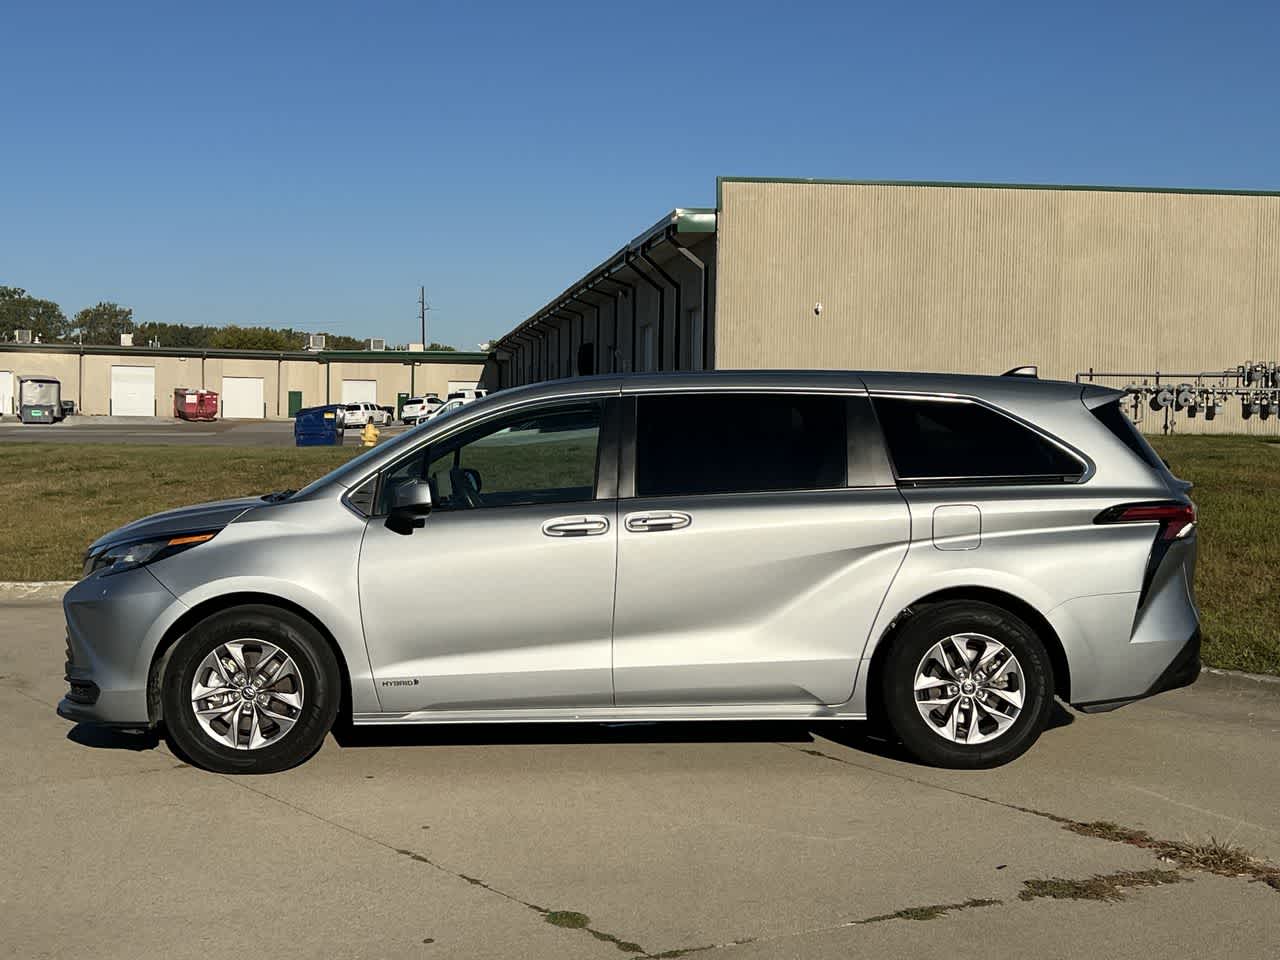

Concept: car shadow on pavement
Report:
left=331, top=719, right=821, bottom=750
left=66, top=724, right=161, bottom=752
left=817, top=701, right=1076, bottom=762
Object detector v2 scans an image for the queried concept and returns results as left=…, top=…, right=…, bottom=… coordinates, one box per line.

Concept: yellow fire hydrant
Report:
left=360, top=420, right=380, bottom=447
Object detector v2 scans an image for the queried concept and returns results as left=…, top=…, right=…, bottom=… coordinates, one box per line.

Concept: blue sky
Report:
left=3, top=1, right=1278, bottom=349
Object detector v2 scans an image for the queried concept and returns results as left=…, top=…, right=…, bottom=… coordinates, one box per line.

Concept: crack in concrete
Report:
left=850, top=897, right=1001, bottom=924
left=222, top=775, right=658, bottom=956
left=779, top=741, right=1280, bottom=892
left=217, top=740, right=1278, bottom=959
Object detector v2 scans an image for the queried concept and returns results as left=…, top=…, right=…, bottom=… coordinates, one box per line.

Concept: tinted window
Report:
left=1090, top=400, right=1164, bottom=471
left=873, top=396, right=1083, bottom=484
left=635, top=393, right=846, bottom=497
left=376, top=401, right=602, bottom=513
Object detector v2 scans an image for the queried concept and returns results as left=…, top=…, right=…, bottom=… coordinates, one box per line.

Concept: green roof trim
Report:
left=0, top=342, right=487, bottom=363
left=715, top=175, right=1280, bottom=209
left=673, top=208, right=716, bottom=233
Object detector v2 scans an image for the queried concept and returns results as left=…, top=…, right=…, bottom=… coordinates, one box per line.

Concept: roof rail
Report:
left=1002, top=365, right=1039, bottom=378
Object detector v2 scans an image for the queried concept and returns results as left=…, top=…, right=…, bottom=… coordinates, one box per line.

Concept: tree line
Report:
left=0, top=286, right=457, bottom=352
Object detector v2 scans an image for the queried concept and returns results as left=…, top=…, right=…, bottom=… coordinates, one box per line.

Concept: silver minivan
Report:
left=59, top=371, right=1200, bottom=774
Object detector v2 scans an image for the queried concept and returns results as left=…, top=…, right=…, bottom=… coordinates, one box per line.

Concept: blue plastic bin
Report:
left=293, top=405, right=344, bottom=446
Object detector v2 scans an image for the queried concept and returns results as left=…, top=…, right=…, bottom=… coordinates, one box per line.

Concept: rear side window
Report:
left=635, top=393, right=846, bottom=497
left=873, top=396, right=1083, bottom=485
left=1089, top=400, right=1164, bottom=471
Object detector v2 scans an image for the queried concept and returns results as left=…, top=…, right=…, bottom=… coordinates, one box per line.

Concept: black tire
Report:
left=161, top=605, right=340, bottom=774
left=880, top=601, right=1054, bottom=769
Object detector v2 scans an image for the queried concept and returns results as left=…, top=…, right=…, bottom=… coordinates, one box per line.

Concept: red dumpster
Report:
left=195, top=390, right=219, bottom=420
left=174, top=388, right=219, bottom=421
left=174, top=388, right=199, bottom=420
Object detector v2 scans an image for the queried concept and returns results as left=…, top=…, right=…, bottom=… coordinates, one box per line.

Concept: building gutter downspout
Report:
left=567, top=294, right=600, bottom=375
left=670, top=232, right=708, bottom=370
left=590, top=275, right=633, bottom=373
left=626, top=252, right=664, bottom=372
left=639, top=240, right=682, bottom=372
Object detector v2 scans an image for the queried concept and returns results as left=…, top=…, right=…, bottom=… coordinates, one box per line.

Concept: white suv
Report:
left=401, top=396, right=443, bottom=425
left=342, top=402, right=390, bottom=428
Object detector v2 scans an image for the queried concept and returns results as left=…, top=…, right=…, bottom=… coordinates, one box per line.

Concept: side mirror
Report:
left=386, top=480, right=433, bottom=535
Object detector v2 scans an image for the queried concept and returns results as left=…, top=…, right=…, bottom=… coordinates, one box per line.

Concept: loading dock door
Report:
left=0, top=371, right=12, bottom=416
left=341, top=379, right=378, bottom=404
left=110, top=366, right=156, bottom=417
left=221, top=376, right=265, bottom=419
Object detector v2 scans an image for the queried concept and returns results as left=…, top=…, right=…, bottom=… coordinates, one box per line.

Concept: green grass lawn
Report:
left=1, top=436, right=1276, bottom=675
left=0, top=444, right=359, bottom=582
left=1150, top=435, right=1280, bottom=676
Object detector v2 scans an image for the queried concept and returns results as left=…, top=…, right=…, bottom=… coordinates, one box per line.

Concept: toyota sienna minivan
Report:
left=59, top=371, right=1200, bottom=774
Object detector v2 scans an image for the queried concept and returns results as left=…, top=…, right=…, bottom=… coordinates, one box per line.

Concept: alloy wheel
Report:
left=913, top=633, right=1025, bottom=745
left=190, top=640, right=305, bottom=750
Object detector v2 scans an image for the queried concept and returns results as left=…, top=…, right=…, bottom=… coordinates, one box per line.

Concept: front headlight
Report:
left=83, top=531, right=218, bottom=579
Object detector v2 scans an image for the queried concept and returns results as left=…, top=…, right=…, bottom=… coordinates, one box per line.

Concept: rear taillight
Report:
left=1094, top=501, right=1196, bottom=541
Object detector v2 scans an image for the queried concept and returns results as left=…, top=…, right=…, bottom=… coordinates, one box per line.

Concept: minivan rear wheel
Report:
left=881, top=601, right=1054, bottom=769
left=160, top=605, right=340, bottom=774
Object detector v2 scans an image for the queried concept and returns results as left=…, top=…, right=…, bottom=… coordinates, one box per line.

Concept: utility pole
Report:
left=418, top=286, right=430, bottom=349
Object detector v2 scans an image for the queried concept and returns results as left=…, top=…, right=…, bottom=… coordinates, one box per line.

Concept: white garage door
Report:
left=221, top=376, right=265, bottom=419
left=0, top=372, right=13, bottom=417
left=341, top=379, right=378, bottom=404
left=110, top=366, right=156, bottom=417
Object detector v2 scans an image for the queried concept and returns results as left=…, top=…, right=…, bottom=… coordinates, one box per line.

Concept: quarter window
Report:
left=872, top=396, right=1083, bottom=484
left=634, top=393, right=847, bottom=497
left=376, top=401, right=602, bottom=513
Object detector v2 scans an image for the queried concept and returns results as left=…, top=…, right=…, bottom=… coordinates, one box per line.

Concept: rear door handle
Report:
left=624, top=510, right=692, bottom=533
left=542, top=515, right=610, bottom=537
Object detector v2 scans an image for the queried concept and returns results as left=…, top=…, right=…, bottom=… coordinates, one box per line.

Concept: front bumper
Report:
left=1074, top=627, right=1201, bottom=714
left=57, top=566, right=183, bottom=727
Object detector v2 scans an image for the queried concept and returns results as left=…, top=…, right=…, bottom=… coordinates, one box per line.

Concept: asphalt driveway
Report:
left=2, top=599, right=1278, bottom=959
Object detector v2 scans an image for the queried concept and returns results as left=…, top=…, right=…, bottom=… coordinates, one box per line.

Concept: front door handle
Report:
left=624, top=510, right=692, bottom=533
left=542, top=515, right=610, bottom=537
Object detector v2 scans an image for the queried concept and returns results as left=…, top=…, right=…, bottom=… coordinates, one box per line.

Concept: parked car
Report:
left=60, top=370, right=1200, bottom=774
left=341, top=402, right=390, bottom=428
left=426, top=396, right=472, bottom=420
left=401, top=395, right=443, bottom=425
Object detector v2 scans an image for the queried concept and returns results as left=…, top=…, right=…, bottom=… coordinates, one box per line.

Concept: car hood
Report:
left=88, top=496, right=264, bottom=553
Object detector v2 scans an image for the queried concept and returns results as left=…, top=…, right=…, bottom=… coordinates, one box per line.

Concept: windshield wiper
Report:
left=260, top=489, right=297, bottom=503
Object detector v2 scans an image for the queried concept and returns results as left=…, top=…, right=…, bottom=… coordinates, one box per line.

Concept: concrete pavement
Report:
left=2, top=599, right=1278, bottom=959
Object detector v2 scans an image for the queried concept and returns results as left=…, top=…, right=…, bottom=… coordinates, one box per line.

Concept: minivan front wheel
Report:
left=160, top=605, right=340, bottom=774
left=881, top=601, right=1054, bottom=769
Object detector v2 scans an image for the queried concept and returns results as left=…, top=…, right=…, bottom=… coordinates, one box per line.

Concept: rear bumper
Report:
left=1073, top=627, right=1201, bottom=714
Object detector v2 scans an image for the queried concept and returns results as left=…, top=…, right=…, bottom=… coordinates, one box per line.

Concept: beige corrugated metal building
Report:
left=486, top=177, right=1280, bottom=434
left=0, top=343, right=487, bottom=419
